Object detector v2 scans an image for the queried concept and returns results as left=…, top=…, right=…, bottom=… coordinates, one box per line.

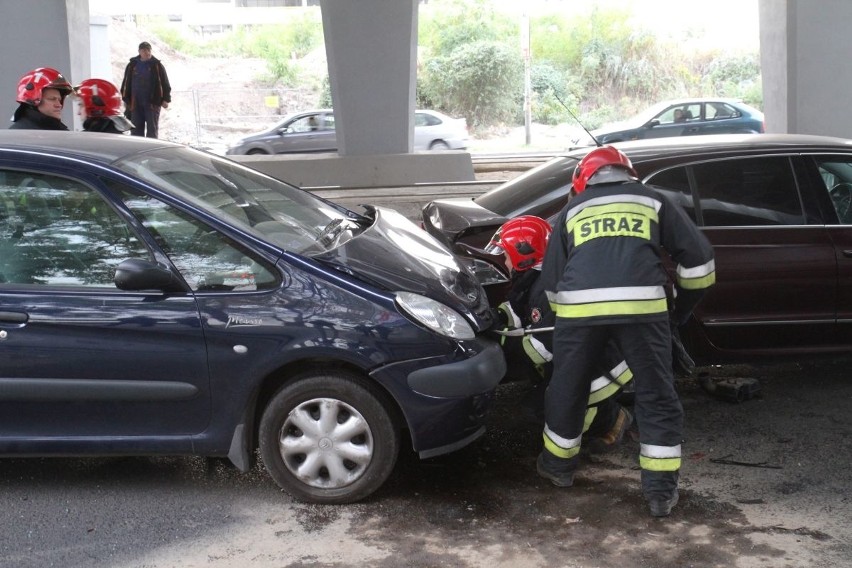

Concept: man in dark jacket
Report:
left=120, top=41, right=171, bottom=138
left=537, top=145, right=716, bottom=517
left=9, top=67, right=72, bottom=131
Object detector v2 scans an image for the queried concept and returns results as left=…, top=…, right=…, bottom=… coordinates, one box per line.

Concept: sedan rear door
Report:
left=647, top=155, right=837, bottom=360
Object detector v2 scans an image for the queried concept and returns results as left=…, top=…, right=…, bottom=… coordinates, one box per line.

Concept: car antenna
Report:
left=553, top=92, right=601, bottom=147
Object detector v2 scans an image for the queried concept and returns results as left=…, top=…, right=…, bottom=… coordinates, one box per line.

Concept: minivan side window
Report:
left=105, top=180, right=279, bottom=292
left=691, top=157, right=804, bottom=227
left=0, top=170, right=150, bottom=286
left=815, top=158, right=852, bottom=224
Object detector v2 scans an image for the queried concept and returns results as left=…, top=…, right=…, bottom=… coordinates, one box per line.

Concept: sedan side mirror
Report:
left=114, top=258, right=185, bottom=293
left=647, top=119, right=660, bottom=128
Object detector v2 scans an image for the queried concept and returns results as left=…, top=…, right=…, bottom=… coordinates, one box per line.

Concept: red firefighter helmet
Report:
left=16, top=67, right=73, bottom=107
left=74, top=78, right=123, bottom=117
left=485, top=215, right=552, bottom=272
left=572, top=145, right=637, bottom=193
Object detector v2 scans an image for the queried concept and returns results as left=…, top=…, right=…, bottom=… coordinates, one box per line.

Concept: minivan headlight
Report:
left=395, top=292, right=475, bottom=340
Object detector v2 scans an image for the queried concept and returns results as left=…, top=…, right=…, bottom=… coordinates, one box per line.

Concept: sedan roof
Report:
left=575, top=133, right=852, bottom=162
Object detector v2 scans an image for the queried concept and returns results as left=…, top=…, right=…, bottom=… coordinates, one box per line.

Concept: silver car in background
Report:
left=226, top=108, right=468, bottom=155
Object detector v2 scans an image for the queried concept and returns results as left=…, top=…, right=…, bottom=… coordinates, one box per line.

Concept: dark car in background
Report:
left=591, top=98, right=764, bottom=144
left=226, top=108, right=469, bottom=155
left=0, top=131, right=504, bottom=504
left=423, top=134, right=852, bottom=364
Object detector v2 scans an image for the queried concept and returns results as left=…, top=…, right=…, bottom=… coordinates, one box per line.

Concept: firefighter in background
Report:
left=74, top=79, right=133, bottom=134
left=9, top=67, right=73, bottom=130
left=537, top=146, right=715, bottom=517
left=486, top=215, right=634, bottom=454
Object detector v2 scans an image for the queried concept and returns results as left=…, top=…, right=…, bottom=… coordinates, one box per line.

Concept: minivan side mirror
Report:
left=115, top=258, right=185, bottom=293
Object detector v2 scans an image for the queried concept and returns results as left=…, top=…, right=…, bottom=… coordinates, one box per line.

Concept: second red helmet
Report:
left=74, top=78, right=123, bottom=118
left=485, top=215, right=552, bottom=272
left=16, top=67, right=73, bottom=107
left=572, top=145, right=637, bottom=193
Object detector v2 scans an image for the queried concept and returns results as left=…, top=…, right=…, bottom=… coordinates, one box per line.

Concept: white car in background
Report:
left=226, top=108, right=468, bottom=155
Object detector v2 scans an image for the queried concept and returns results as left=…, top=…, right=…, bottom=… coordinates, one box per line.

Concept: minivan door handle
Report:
left=0, top=311, right=28, bottom=324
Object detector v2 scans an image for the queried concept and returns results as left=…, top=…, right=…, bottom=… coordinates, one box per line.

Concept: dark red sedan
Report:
left=423, top=134, right=852, bottom=364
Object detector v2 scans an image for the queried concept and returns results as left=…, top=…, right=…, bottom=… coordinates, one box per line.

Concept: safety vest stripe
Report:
left=639, top=456, right=682, bottom=472
left=550, top=298, right=668, bottom=319
left=522, top=335, right=552, bottom=365
left=565, top=193, right=663, bottom=224
left=548, top=286, right=666, bottom=305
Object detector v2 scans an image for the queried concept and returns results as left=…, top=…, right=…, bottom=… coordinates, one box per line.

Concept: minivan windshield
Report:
left=114, top=147, right=363, bottom=254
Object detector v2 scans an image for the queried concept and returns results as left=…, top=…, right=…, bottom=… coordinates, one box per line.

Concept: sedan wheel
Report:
left=429, top=140, right=450, bottom=151
left=259, top=370, right=400, bottom=504
left=247, top=148, right=268, bottom=155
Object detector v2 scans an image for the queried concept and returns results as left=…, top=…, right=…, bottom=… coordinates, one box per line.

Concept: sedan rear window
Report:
left=691, top=157, right=804, bottom=227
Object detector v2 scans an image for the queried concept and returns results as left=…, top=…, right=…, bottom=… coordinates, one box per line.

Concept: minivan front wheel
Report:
left=259, top=370, right=400, bottom=504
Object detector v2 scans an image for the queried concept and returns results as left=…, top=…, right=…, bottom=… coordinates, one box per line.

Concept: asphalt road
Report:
left=1, top=359, right=850, bottom=568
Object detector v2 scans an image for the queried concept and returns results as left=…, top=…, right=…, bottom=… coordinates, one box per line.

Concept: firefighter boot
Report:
left=648, top=489, right=679, bottom=518
left=536, top=452, right=575, bottom=487
left=586, top=406, right=633, bottom=455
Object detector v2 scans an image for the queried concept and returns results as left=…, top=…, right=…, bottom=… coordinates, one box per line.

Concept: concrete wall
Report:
left=0, top=0, right=89, bottom=131
left=760, top=0, right=852, bottom=138
left=231, top=151, right=476, bottom=188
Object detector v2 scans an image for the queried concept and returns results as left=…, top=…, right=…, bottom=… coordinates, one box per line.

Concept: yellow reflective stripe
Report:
left=677, top=271, right=716, bottom=290
left=566, top=203, right=658, bottom=246
left=551, top=298, right=668, bottom=319
left=639, top=456, right=682, bottom=472
left=614, top=367, right=633, bottom=386
left=565, top=200, right=660, bottom=229
left=522, top=335, right=551, bottom=365
left=543, top=425, right=581, bottom=459
left=497, top=302, right=522, bottom=328
left=588, top=380, right=620, bottom=405
left=543, top=434, right=581, bottom=459
left=549, top=286, right=665, bottom=305
left=582, top=406, right=598, bottom=433
left=677, top=259, right=716, bottom=290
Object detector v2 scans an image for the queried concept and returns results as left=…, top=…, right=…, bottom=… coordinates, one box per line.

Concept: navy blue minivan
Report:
left=0, top=131, right=505, bottom=504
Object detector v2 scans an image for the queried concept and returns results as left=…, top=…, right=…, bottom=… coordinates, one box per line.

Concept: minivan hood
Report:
left=315, top=206, right=493, bottom=329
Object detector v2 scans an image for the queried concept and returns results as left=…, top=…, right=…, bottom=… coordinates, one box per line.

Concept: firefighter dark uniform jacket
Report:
left=9, top=104, right=68, bottom=131
left=540, top=180, right=716, bottom=327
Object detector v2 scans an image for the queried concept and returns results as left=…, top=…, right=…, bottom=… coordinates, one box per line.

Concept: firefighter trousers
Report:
left=541, top=319, right=682, bottom=500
